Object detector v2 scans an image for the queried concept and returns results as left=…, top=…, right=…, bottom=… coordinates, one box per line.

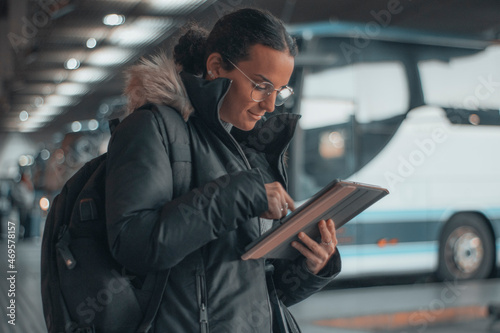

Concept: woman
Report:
left=106, top=8, right=341, bottom=332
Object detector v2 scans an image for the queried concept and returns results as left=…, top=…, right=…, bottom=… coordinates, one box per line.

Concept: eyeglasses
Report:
left=226, top=59, right=293, bottom=106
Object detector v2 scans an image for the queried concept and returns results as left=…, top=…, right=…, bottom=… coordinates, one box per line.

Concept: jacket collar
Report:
left=180, top=72, right=301, bottom=154
left=231, top=113, right=301, bottom=155
left=180, top=71, right=232, bottom=129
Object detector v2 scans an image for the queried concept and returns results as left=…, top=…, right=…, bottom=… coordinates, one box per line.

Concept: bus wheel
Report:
left=437, top=213, right=495, bottom=281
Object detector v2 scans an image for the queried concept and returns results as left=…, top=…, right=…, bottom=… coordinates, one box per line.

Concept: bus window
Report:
left=297, top=60, right=409, bottom=200
left=419, top=45, right=500, bottom=110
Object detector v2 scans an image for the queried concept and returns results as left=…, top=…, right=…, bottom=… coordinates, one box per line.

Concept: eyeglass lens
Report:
left=276, top=88, right=293, bottom=106
left=251, top=83, right=293, bottom=106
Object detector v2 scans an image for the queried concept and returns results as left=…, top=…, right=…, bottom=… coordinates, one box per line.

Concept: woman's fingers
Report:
left=319, top=219, right=337, bottom=250
left=291, top=219, right=337, bottom=274
left=283, top=190, right=296, bottom=211
left=297, top=232, right=324, bottom=256
left=291, top=239, right=317, bottom=262
left=260, top=182, right=294, bottom=219
left=326, top=219, right=337, bottom=245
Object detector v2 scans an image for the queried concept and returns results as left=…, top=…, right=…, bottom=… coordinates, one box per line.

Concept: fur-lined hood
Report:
left=123, top=53, right=301, bottom=159
left=124, top=53, right=194, bottom=121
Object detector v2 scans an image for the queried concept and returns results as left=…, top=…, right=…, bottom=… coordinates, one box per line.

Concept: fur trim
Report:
left=124, top=52, right=194, bottom=121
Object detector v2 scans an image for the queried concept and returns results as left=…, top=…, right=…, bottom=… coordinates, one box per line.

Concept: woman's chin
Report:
left=233, top=120, right=259, bottom=131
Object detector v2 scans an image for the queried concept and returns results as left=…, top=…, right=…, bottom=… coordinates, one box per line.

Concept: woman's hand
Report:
left=260, top=182, right=296, bottom=220
left=291, top=219, right=337, bottom=275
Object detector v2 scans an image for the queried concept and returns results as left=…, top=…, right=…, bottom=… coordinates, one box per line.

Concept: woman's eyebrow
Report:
left=256, top=73, right=273, bottom=84
left=256, top=73, right=289, bottom=88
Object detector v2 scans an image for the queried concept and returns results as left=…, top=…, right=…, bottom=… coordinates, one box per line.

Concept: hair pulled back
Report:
left=173, top=8, right=297, bottom=76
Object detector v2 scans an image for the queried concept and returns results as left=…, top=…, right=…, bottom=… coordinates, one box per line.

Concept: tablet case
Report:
left=241, top=179, right=389, bottom=260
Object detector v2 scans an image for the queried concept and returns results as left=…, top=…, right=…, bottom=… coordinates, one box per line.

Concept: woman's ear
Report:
left=206, top=52, right=224, bottom=79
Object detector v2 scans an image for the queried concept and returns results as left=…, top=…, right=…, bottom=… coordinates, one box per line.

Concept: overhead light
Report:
left=40, top=149, right=51, bottom=161
left=19, top=155, right=32, bottom=166
left=145, top=0, right=207, bottom=14
left=88, top=119, right=99, bottom=131
left=56, top=83, right=89, bottom=96
left=30, top=69, right=67, bottom=82
left=43, top=85, right=55, bottom=95
left=86, top=38, right=97, bottom=49
left=71, top=121, right=82, bottom=132
left=35, top=106, right=63, bottom=117
left=86, top=47, right=134, bottom=66
left=45, top=95, right=75, bottom=107
left=40, top=197, right=50, bottom=211
left=109, top=17, right=173, bottom=46
left=34, top=96, right=44, bottom=107
left=103, top=14, right=125, bottom=26
left=65, top=58, right=81, bottom=70
left=54, top=70, right=69, bottom=83
left=26, top=113, right=55, bottom=122
left=69, top=67, right=109, bottom=83
left=14, top=84, right=53, bottom=95
left=19, top=122, right=47, bottom=131
left=19, top=128, right=38, bottom=133
left=19, top=110, right=29, bottom=122
left=99, top=103, right=110, bottom=115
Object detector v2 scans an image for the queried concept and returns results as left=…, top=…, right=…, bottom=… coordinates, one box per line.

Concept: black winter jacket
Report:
left=105, top=58, right=341, bottom=332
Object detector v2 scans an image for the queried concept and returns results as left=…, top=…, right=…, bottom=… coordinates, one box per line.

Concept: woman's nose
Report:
left=259, top=92, right=277, bottom=113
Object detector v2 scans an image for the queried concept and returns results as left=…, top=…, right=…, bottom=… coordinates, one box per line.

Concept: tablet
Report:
left=241, top=179, right=389, bottom=261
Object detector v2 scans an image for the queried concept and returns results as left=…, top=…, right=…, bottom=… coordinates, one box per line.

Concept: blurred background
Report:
left=1, top=0, right=500, bottom=332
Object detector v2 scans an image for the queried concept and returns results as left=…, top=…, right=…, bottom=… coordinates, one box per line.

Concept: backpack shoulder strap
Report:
left=136, top=103, right=192, bottom=333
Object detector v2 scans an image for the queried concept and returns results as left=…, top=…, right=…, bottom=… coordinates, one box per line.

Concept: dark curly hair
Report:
left=173, top=8, right=297, bottom=76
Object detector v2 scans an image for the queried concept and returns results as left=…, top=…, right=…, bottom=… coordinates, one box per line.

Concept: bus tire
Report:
left=437, top=213, right=495, bottom=281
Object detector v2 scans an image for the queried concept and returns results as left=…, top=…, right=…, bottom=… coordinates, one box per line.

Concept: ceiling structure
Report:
left=0, top=0, right=499, bottom=143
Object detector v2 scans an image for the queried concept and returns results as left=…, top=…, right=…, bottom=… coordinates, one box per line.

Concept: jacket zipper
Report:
left=196, top=273, right=209, bottom=333
left=264, top=261, right=274, bottom=331
left=279, top=145, right=289, bottom=188
left=227, top=133, right=252, bottom=169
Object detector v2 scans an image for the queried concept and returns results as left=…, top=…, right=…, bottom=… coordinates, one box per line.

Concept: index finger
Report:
left=283, top=190, right=296, bottom=211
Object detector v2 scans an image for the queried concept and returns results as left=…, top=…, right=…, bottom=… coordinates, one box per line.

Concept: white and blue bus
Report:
left=285, top=22, right=500, bottom=280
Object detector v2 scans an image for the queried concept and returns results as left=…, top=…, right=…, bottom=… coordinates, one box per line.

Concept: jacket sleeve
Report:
left=271, top=250, right=341, bottom=307
left=105, top=109, right=269, bottom=274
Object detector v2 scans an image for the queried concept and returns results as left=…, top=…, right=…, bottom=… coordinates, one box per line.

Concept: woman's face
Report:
left=215, top=44, right=295, bottom=131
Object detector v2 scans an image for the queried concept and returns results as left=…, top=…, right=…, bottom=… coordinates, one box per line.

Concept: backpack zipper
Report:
left=196, top=273, right=209, bottom=333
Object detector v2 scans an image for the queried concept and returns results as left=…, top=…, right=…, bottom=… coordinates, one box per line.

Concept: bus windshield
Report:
left=419, top=45, right=500, bottom=111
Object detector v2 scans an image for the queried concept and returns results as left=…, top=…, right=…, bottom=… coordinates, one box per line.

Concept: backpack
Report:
left=41, top=104, right=192, bottom=333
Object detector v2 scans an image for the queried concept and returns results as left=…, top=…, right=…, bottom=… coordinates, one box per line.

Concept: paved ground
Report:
left=290, top=276, right=500, bottom=333
left=1, top=237, right=500, bottom=333
left=0, top=237, right=45, bottom=333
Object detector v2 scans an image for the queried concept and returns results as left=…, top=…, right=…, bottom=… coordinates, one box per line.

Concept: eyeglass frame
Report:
left=225, top=58, right=294, bottom=106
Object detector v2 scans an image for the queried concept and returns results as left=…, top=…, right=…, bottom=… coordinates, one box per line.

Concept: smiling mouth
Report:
left=248, top=110, right=264, bottom=119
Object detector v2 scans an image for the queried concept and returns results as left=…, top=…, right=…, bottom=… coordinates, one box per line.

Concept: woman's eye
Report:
left=255, top=84, right=267, bottom=91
